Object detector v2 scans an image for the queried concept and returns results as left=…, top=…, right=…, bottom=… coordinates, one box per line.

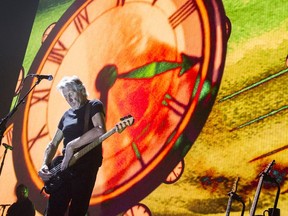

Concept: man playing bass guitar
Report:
left=38, top=75, right=106, bottom=216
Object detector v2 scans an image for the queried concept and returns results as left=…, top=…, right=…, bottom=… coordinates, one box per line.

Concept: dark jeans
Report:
left=45, top=166, right=98, bottom=216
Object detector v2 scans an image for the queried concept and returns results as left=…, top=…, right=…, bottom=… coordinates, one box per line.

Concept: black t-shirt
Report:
left=58, top=99, right=104, bottom=169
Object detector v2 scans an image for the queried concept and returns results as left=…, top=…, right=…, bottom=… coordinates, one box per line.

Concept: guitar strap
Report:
left=83, top=101, right=91, bottom=134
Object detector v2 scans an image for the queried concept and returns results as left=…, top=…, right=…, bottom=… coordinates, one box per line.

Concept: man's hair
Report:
left=57, top=75, right=88, bottom=97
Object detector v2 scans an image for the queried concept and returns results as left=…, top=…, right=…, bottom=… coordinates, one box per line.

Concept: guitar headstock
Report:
left=231, top=177, right=239, bottom=193
left=263, top=160, right=275, bottom=174
left=116, top=114, right=134, bottom=133
left=258, top=160, right=275, bottom=177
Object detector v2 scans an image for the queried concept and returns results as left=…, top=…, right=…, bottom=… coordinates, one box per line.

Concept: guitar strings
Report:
left=47, top=119, right=132, bottom=177
left=50, top=164, right=62, bottom=176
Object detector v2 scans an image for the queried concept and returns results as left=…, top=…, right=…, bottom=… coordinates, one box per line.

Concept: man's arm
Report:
left=42, top=129, right=63, bottom=166
left=38, top=129, right=63, bottom=181
left=71, top=112, right=106, bottom=147
left=61, top=112, right=106, bottom=170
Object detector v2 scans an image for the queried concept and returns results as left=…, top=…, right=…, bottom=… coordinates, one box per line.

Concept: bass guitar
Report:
left=225, top=177, right=245, bottom=216
left=249, top=160, right=275, bottom=216
left=41, top=115, right=134, bottom=194
left=226, top=177, right=239, bottom=216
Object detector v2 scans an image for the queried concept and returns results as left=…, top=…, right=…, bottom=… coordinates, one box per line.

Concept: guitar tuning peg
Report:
left=120, top=116, right=126, bottom=121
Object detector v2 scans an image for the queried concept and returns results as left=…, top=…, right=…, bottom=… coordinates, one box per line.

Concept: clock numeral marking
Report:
left=168, top=169, right=180, bottom=180
left=169, top=0, right=197, bottom=29
left=123, top=203, right=151, bottom=216
left=132, top=142, right=145, bottom=167
left=116, top=0, right=125, bottom=6
left=162, top=93, right=186, bottom=116
left=74, top=8, right=90, bottom=34
left=28, top=124, right=49, bottom=150
left=31, top=88, right=50, bottom=106
left=165, top=161, right=183, bottom=183
left=151, top=0, right=158, bottom=6
left=116, top=0, right=157, bottom=6
left=47, top=40, right=68, bottom=65
left=3, top=124, right=13, bottom=145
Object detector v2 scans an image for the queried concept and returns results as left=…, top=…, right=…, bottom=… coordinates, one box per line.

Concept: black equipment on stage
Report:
left=0, top=75, right=52, bottom=178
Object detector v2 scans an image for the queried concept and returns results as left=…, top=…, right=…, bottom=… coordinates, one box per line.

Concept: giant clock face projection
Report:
left=13, top=0, right=228, bottom=214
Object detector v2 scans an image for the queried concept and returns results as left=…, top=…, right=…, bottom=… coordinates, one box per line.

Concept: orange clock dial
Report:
left=14, top=67, right=25, bottom=95
left=164, top=159, right=185, bottom=184
left=42, top=23, right=56, bottom=43
left=123, top=203, right=152, bottom=216
left=12, top=0, right=228, bottom=215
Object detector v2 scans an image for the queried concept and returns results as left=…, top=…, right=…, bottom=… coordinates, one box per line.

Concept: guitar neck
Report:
left=249, top=176, right=264, bottom=216
left=225, top=196, right=233, bottom=216
left=249, top=160, right=275, bottom=216
left=225, top=177, right=239, bottom=216
left=69, top=127, right=117, bottom=166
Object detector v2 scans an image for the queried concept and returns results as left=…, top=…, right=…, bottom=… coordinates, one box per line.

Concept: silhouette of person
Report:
left=6, top=184, right=35, bottom=216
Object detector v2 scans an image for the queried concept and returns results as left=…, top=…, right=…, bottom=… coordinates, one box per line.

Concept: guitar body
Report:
left=43, top=156, right=75, bottom=194
left=41, top=115, right=135, bottom=195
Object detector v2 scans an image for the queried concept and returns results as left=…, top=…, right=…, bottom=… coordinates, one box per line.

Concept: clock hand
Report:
left=179, top=53, right=202, bottom=76
left=95, top=64, right=118, bottom=110
left=94, top=54, right=202, bottom=110
left=118, top=53, right=201, bottom=79
left=96, top=64, right=118, bottom=91
left=95, top=53, right=201, bottom=93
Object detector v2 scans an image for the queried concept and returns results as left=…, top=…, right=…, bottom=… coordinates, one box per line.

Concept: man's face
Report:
left=61, top=86, right=83, bottom=110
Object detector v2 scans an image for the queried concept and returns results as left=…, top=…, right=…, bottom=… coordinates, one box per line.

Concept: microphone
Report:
left=28, top=74, right=53, bottom=81
left=2, top=143, right=13, bottom=150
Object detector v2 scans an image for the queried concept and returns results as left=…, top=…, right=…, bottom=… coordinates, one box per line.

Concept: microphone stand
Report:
left=0, top=77, right=43, bottom=177
left=263, top=175, right=280, bottom=216
left=0, top=144, right=12, bottom=176
left=226, top=191, right=245, bottom=216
